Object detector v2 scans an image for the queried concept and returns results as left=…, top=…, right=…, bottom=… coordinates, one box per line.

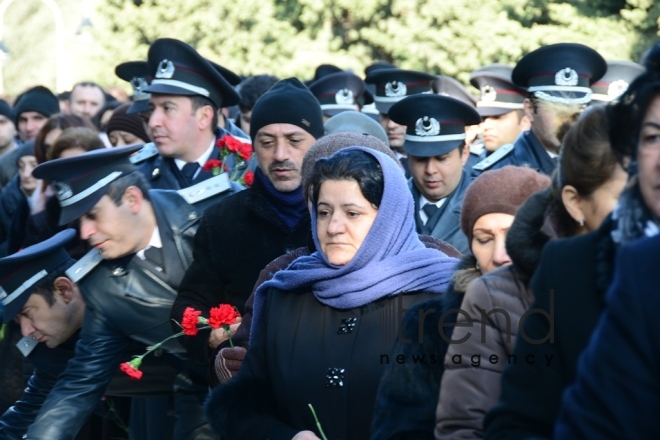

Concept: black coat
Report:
left=172, top=177, right=310, bottom=364
left=205, top=287, right=436, bottom=440
left=483, top=216, right=616, bottom=440
left=0, top=175, right=27, bottom=256
left=25, top=189, right=235, bottom=439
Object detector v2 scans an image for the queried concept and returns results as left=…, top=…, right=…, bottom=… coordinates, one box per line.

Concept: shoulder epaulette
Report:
left=177, top=172, right=232, bottom=205
left=65, top=249, right=103, bottom=284
left=129, top=142, right=158, bottom=164
left=16, top=336, right=38, bottom=357
left=470, top=142, right=485, bottom=156
left=472, top=143, right=514, bottom=172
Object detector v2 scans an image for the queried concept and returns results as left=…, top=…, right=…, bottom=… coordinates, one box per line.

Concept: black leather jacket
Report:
left=24, top=188, right=237, bottom=439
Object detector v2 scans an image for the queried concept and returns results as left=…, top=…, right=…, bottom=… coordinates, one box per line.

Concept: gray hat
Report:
left=324, top=111, right=388, bottom=145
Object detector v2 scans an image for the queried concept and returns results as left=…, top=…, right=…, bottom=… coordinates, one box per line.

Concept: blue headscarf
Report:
left=251, top=146, right=459, bottom=340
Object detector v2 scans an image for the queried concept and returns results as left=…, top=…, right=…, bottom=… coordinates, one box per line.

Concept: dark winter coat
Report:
left=171, top=176, right=310, bottom=364
left=484, top=215, right=617, bottom=440
left=0, top=175, right=27, bottom=257
left=206, top=287, right=436, bottom=440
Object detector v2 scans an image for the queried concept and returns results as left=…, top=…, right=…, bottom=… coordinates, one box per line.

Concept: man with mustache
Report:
left=172, top=78, right=322, bottom=365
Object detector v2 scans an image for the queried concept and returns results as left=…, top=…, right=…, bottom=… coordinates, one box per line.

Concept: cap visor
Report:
left=127, top=100, right=150, bottom=114
left=403, top=139, right=463, bottom=157
left=58, top=186, right=109, bottom=226
left=3, top=294, right=30, bottom=322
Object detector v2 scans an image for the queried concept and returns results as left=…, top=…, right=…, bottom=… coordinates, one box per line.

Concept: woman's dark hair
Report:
left=610, top=43, right=660, bottom=164
left=92, top=100, right=122, bottom=130
left=551, top=104, right=619, bottom=236
left=34, top=113, right=95, bottom=164
left=48, top=127, right=104, bottom=161
left=310, top=149, right=384, bottom=209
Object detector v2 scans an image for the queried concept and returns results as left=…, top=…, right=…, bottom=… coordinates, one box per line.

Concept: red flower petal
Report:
left=181, top=307, right=202, bottom=336
left=120, top=362, right=143, bottom=380
left=208, top=304, right=241, bottom=329
left=243, top=171, right=254, bottom=187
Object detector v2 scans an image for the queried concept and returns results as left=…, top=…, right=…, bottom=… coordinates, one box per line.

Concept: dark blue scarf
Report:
left=255, top=168, right=307, bottom=231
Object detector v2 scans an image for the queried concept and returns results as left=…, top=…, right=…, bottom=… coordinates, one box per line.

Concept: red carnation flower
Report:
left=238, top=143, right=252, bottom=161
left=243, top=170, right=254, bottom=187
left=224, top=136, right=241, bottom=153
left=182, top=307, right=202, bottom=336
left=208, top=304, right=241, bottom=329
left=120, top=360, right=143, bottom=380
left=202, top=159, right=223, bottom=173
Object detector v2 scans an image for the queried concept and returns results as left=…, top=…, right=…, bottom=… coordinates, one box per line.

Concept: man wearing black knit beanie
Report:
left=173, top=77, right=322, bottom=368
left=13, top=85, right=59, bottom=142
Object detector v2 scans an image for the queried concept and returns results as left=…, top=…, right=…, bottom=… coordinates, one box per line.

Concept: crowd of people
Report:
left=0, top=35, right=657, bottom=439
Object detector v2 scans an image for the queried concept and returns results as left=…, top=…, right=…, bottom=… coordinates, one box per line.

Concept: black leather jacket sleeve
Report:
left=0, top=367, right=58, bottom=440
left=25, top=305, right=129, bottom=439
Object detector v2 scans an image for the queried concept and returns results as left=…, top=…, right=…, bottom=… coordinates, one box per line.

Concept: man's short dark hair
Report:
left=238, top=75, right=279, bottom=112
left=106, top=171, right=152, bottom=206
left=32, top=259, right=76, bottom=306
left=190, top=95, right=219, bottom=131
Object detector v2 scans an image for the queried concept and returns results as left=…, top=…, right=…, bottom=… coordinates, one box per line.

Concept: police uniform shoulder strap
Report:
left=16, top=336, right=38, bottom=357
left=129, top=142, right=158, bottom=164
left=177, top=172, right=232, bottom=205
left=472, top=143, right=514, bottom=172
left=65, top=248, right=103, bottom=284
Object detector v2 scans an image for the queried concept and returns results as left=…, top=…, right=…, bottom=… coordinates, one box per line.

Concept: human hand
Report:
left=214, top=346, right=247, bottom=384
left=208, top=317, right=242, bottom=349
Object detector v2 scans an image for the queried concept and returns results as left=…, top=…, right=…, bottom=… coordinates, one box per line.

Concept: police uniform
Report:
left=24, top=145, right=238, bottom=439
left=590, top=60, right=644, bottom=104
left=115, top=60, right=152, bottom=114
left=133, top=38, right=247, bottom=191
left=465, top=64, right=527, bottom=173
left=471, top=43, right=607, bottom=177
left=365, top=68, right=437, bottom=178
left=389, top=94, right=481, bottom=254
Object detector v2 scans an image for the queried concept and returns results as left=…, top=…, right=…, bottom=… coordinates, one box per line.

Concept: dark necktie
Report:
left=144, top=246, right=164, bottom=271
left=422, top=203, right=439, bottom=219
left=181, top=162, right=200, bottom=185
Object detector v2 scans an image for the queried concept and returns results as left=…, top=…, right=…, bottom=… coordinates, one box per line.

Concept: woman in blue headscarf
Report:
left=205, top=146, right=458, bottom=440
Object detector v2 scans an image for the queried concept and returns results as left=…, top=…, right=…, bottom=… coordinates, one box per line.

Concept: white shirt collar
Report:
left=173, top=139, right=216, bottom=171
left=418, top=194, right=446, bottom=225
left=137, top=226, right=162, bottom=260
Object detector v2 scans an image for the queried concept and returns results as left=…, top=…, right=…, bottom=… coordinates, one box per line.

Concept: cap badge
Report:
left=415, top=116, right=441, bottom=137
left=608, top=79, right=629, bottom=98
left=555, top=68, right=579, bottom=87
left=385, top=81, right=407, bottom=97
left=130, top=77, right=149, bottom=94
left=481, top=85, right=497, bottom=102
left=156, top=59, right=175, bottom=79
left=335, top=88, right=354, bottom=105
left=52, top=181, right=73, bottom=201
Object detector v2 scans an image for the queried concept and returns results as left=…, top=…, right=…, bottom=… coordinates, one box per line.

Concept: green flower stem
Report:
left=0, top=323, right=6, bottom=341
left=308, top=404, right=328, bottom=440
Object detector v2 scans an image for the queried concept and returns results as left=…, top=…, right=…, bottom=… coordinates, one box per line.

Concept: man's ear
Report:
left=53, top=277, right=77, bottom=304
left=459, top=143, right=470, bottom=167
left=122, top=186, right=145, bottom=214
left=523, top=98, right=535, bottom=123
left=196, top=105, right=215, bottom=131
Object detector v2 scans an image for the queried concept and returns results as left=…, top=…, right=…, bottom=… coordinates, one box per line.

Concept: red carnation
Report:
left=202, top=159, right=223, bottom=172
left=208, top=304, right=241, bottom=329
left=238, top=143, right=252, bottom=161
left=182, top=307, right=202, bottom=336
left=243, top=170, right=254, bottom=187
left=224, top=136, right=241, bottom=153
left=120, top=359, right=143, bottom=380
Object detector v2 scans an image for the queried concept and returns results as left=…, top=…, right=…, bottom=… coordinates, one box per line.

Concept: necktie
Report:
left=144, top=246, right=164, bottom=271
left=423, top=203, right=439, bottom=219
left=181, top=162, right=200, bottom=184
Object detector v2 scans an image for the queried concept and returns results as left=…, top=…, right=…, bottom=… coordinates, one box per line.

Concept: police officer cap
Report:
left=0, top=229, right=76, bottom=322
left=144, top=38, right=240, bottom=109
left=433, top=76, right=477, bottom=108
left=324, top=110, right=388, bottom=145
left=32, top=144, right=143, bottom=226
left=512, top=43, right=607, bottom=105
left=309, top=72, right=366, bottom=117
left=470, top=64, right=527, bottom=117
left=208, top=60, right=242, bottom=87
left=115, top=61, right=152, bottom=114
left=365, top=68, right=436, bottom=114
left=590, top=60, right=645, bottom=103
left=389, top=94, right=481, bottom=157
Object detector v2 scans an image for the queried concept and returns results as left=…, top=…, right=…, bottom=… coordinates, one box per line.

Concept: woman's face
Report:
left=316, top=179, right=378, bottom=266
left=471, top=213, right=514, bottom=274
left=18, top=155, right=39, bottom=195
left=108, top=130, right=144, bottom=147
left=638, top=94, right=660, bottom=218
left=581, top=164, right=628, bottom=231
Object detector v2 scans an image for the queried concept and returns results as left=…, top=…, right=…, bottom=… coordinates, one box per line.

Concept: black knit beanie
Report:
left=105, top=103, right=150, bottom=143
left=15, top=142, right=35, bottom=164
left=0, top=99, right=12, bottom=120
left=249, top=78, right=323, bottom=140
left=13, top=86, right=59, bottom=122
